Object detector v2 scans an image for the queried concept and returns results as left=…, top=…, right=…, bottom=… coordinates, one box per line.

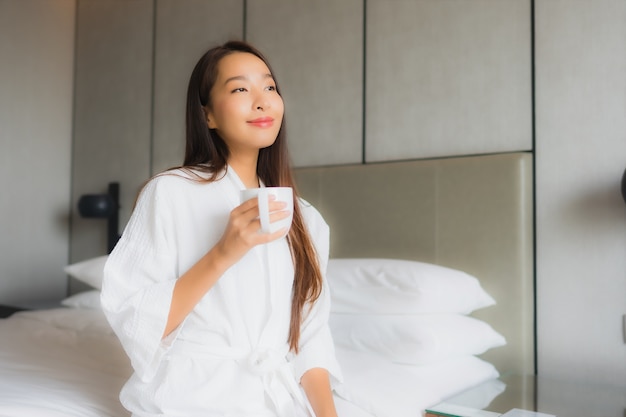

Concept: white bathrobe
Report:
left=101, top=167, right=342, bottom=417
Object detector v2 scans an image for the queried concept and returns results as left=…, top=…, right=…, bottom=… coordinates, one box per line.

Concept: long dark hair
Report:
left=183, top=40, right=322, bottom=353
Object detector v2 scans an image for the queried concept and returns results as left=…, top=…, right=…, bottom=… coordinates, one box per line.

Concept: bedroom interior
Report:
left=1, top=1, right=625, bottom=416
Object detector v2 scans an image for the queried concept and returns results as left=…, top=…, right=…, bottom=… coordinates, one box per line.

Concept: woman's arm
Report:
left=301, top=367, right=338, bottom=417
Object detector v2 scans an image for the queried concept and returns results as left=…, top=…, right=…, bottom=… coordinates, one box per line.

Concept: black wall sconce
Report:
left=77, top=182, right=120, bottom=253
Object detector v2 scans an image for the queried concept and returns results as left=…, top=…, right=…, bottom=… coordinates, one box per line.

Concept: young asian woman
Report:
left=101, top=40, right=342, bottom=417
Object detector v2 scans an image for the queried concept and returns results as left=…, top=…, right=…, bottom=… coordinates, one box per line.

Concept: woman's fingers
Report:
left=238, top=197, right=289, bottom=226
left=244, top=203, right=291, bottom=235
left=221, top=197, right=291, bottom=255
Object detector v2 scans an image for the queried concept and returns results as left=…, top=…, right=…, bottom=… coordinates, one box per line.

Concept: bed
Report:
left=0, top=152, right=534, bottom=417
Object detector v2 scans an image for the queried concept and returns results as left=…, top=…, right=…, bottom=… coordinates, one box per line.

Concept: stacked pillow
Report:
left=62, top=256, right=107, bottom=310
left=327, top=258, right=506, bottom=415
left=327, top=258, right=505, bottom=365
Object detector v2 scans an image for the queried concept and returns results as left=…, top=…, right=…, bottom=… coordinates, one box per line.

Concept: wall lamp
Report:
left=77, top=182, right=120, bottom=253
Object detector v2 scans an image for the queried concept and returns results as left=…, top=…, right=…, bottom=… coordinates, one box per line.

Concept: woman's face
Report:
left=206, top=52, right=284, bottom=157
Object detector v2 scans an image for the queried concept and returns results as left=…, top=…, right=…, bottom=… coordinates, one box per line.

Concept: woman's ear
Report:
left=204, top=107, right=217, bottom=129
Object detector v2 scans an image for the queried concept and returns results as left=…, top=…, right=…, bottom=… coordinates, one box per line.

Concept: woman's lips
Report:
left=247, top=117, right=274, bottom=128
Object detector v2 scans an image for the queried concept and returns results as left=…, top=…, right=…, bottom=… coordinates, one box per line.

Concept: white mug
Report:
left=240, top=187, right=293, bottom=234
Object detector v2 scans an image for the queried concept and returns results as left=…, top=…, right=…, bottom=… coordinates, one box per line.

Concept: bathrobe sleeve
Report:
left=100, top=177, right=180, bottom=382
left=291, top=200, right=344, bottom=386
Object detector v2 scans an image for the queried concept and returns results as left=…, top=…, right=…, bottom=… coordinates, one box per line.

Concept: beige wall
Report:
left=535, top=0, right=626, bottom=388
left=365, top=0, right=532, bottom=161
left=70, top=0, right=154, bottom=290
left=0, top=0, right=75, bottom=306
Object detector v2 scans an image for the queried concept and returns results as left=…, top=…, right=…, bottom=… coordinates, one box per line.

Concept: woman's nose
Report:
left=253, top=92, right=270, bottom=111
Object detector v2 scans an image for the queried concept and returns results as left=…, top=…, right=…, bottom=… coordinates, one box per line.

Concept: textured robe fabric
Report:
left=100, top=167, right=342, bottom=417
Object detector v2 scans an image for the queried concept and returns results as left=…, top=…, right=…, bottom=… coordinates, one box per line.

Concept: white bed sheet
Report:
left=0, top=308, right=131, bottom=417
left=0, top=308, right=500, bottom=417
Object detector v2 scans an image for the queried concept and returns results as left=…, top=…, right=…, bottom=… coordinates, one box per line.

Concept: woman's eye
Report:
left=231, top=87, right=247, bottom=93
left=266, top=85, right=277, bottom=91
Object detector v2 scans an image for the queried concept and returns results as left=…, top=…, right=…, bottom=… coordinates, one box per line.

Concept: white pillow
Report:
left=64, top=256, right=108, bottom=289
left=61, top=290, right=102, bottom=310
left=330, top=313, right=506, bottom=365
left=327, top=258, right=495, bottom=314
left=333, top=348, right=500, bottom=417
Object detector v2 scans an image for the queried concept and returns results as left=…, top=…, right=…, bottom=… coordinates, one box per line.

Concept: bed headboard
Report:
left=294, top=152, right=534, bottom=376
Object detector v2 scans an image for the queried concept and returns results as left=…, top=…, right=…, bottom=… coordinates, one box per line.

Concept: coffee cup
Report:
left=240, top=187, right=293, bottom=234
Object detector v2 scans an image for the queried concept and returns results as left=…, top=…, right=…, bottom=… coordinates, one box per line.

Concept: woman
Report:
left=101, top=40, right=342, bottom=417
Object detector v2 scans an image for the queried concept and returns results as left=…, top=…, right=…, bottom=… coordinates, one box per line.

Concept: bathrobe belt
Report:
left=170, top=341, right=313, bottom=417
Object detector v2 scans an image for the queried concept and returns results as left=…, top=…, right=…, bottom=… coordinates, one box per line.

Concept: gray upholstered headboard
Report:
left=294, top=152, right=534, bottom=376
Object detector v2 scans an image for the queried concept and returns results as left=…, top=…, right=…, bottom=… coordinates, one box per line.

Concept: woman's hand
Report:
left=214, top=195, right=292, bottom=266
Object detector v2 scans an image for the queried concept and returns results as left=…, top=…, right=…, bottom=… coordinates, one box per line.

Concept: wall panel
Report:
left=0, top=0, right=75, bottom=305
left=71, top=0, right=154, bottom=281
left=366, top=0, right=532, bottom=162
left=152, top=0, right=244, bottom=174
left=535, top=0, right=626, bottom=387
